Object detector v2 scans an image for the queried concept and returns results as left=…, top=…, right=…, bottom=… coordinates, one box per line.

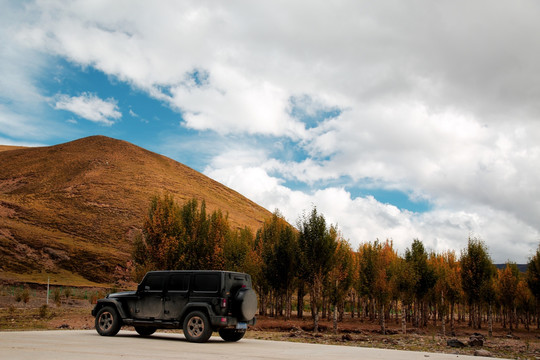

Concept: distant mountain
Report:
left=0, top=136, right=271, bottom=285
left=494, top=263, right=528, bottom=273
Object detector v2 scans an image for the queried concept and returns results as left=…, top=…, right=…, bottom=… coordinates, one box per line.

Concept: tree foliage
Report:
left=297, top=207, right=337, bottom=332
left=132, top=195, right=540, bottom=334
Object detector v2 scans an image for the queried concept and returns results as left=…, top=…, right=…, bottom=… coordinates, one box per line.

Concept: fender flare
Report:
left=178, top=303, right=214, bottom=321
left=93, top=299, right=128, bottom=319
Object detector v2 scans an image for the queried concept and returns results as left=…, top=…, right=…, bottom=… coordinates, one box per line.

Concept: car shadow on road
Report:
left=114, top=332, right=226, bottom=344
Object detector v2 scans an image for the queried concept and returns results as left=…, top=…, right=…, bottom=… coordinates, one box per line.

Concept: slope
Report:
left=0, top=136, right=272, bottom=285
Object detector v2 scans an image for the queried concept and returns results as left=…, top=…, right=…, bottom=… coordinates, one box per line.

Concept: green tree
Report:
left=390, top=257, right=417, bottom=334
left=527, top=245, right=540, bottom=329
left=405, top=239, right=436, bottom=327
left=297, top=207, right=337, bottom=332
left=224, top=227, right=254, bottom=272
left=357, top=241, right=379, bottom=321
left=460, top=237, right=495, bottom=329
left=257, top=211, right=298, bottom=318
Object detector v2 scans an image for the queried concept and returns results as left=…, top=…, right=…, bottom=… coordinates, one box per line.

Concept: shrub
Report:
left=15, top=290, right=22, bottom=303
left=53, top=287, right=62, bottom=306
left=14, top=287, right=30, bottom=304
left=21, top=287, right=30, bottom=305
left=63, top=287, right=72, bottom=303
left=39, top=304, right=49, bottom=318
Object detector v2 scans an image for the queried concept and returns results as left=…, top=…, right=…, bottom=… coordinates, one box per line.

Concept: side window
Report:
left=168, top=274, right=189, bottom=291
left=193, top=274, right=220, bottom=292
left=143, top=274, right=165, bottom=291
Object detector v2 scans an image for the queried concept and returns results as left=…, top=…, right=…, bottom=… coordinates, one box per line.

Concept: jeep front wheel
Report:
left=95, top=306, right=121, bottom=336
left=218, top=328, right=246, bottom=342
left=183, top=311, right=212, bottom=343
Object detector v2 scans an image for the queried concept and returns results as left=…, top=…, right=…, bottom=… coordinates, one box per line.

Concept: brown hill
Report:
left=0, top=136, right=271, bottom=285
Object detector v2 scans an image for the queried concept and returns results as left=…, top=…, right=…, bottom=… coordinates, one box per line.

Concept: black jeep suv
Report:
left=91, top=270, right=257, bottom=343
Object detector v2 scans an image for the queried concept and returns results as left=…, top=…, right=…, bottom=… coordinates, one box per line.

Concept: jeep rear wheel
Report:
left=183, top=311, right=212, bottom=343
left=218, top=328, right=246, bottom=342
left=135, top=326, right=156, bottom=337
left=95, top=306, right=121, bottom=336
left=235, top=288, right=257, bottom=321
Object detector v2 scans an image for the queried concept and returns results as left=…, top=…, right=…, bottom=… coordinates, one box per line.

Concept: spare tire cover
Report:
left=235, top=288, right=257, bottom=321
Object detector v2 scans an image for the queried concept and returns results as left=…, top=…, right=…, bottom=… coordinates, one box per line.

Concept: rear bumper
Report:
left=210, top=315, right=257, bottom=328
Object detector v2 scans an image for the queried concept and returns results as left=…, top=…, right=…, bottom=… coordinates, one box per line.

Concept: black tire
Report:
left=135, top=326, right=157, bottom=337
left=218, top=328, right=246, bottom=342
left=183, top=311, right=213, bottom=343
left=95, top=306, right=121, bottom=336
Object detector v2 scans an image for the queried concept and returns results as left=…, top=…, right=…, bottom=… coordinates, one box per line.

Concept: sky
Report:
left=1, top=0, right=539, bottom=263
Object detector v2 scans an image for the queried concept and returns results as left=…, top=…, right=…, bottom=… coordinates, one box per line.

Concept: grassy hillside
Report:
left=0, top=136, right=272, bottom=285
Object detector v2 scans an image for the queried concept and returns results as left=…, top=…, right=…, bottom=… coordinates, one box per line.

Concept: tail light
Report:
left=220, top=298, right=227, bottom=308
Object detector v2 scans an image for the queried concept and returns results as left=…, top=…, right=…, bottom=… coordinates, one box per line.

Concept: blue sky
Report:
left=2, top=0, right=540, bottom=262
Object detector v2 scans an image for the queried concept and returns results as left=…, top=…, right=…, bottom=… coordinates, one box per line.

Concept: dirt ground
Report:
left=1, top=284, right=540, bottom=359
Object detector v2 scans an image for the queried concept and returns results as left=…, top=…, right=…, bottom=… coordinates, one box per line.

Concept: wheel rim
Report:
left=98, top=311, right=113, bottom=331
left=187, top=316, right=205, bottom=338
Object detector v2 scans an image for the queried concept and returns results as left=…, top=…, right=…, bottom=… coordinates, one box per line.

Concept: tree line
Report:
left=132, top=195, right=540, bottom=334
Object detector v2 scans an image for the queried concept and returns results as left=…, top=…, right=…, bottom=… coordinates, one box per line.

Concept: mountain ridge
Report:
left=0, top=135, right=272, bottom=285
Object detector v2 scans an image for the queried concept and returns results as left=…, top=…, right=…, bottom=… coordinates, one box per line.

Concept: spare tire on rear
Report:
left=234, top=288, right=257, bottom=321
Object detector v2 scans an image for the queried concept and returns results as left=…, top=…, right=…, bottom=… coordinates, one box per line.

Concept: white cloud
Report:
left=205, top=153, right=539, bottom=263
left=53, top=93, right=121, bottom=125
left=5, top=1, right=540, bottom=261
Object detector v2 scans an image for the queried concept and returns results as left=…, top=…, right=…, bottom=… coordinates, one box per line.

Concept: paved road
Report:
left=0, top=330, right=501, bottom=360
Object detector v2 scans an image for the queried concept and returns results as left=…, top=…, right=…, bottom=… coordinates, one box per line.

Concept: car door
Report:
left=134, top=273, right=165, bottom=320
left=163, top=273, right=190, bottom=320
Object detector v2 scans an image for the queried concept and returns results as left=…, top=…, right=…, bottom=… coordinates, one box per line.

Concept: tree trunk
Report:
left=488, top=303, right=493, bottom=337
left=310, top=276, right=322, bottom=333
left=423, top=301, right=428, bottom=327
left=401, top=302, right=407, bottom=335
left=433, top=302, right=437, bottom=327
left=534, top=299, right=540, bottom=330
left=509, top=308, right=513, bottom=332
left=310, top=292, right=319, bottom=333
left=285, top=289, right=292, bottom=320
left=333, top=304, right=338, bottom=334
left=413, top=300, right=418, bottom=327
left=450, top=302, right=455, bottom=335
left=441, top=291, right=445, bottom=337
left=297, top=284, right=304, bottom=319
left=477, top=303, right=482, bottom=329
left=351, top=291, right=356, bottom=318
left=380, top=303, right=386, bottom=335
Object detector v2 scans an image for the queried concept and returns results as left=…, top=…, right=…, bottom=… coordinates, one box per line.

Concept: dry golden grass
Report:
left=0, top=136, right=272, bottom=285
left=0, top=145, right=27, bottom=152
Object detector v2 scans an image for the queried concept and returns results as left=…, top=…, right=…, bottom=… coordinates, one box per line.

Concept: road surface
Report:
left=0, top=330, right=501, bottom=360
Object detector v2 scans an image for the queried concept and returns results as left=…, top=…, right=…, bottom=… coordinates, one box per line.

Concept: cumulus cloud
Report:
left=53, top=93, right=121, bottom=125
left=5, top=1, right=540, bottom=261
left=204, top=149, right=539, bottom=262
